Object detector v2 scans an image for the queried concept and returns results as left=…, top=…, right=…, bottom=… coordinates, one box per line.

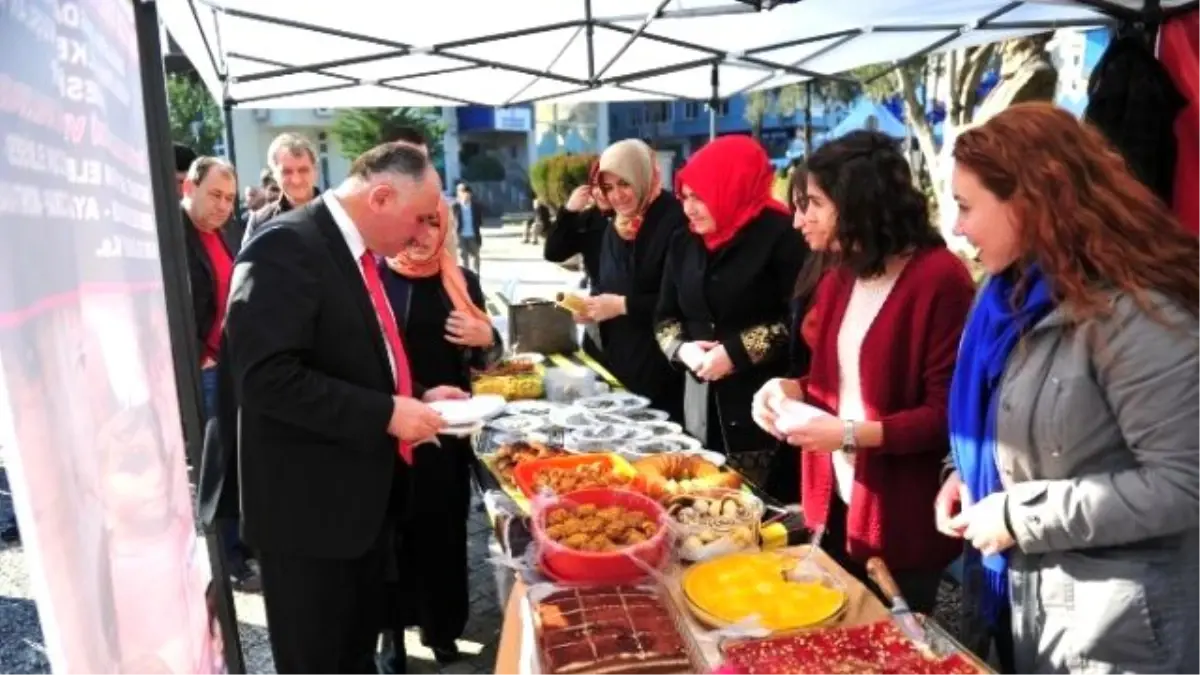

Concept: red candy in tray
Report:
left=721, top=619, right=986, bottom=674
left=532, top=585, right=697, bottom=675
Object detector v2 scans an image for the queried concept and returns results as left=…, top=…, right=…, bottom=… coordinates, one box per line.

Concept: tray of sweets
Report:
left=718, top=617, right=992, bottom=674
left=526, top=582, right=705, bottom=675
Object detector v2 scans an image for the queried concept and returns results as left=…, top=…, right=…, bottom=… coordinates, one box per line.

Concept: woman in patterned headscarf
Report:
left=377, top=199, right=501, bottom=668
left=543, top=159, right=612, bottom=362
left=575, top=139, right=686, bottom=420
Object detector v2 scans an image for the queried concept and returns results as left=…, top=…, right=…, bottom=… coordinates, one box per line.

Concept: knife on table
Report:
left=865, top=556, right=940, bottom=658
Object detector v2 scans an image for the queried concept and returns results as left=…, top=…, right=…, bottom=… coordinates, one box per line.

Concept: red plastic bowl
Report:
left=532, top=487, right=670, bottom=584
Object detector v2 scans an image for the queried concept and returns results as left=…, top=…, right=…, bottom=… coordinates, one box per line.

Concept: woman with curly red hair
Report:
left=939, top=102, right=1198, bottom=673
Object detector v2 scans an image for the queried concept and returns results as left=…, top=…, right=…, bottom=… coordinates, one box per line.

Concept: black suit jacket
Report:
left=182, top=208, right=234, bottom=350
left=451, top=200, right=485, bottom=242
left=220, top=197, right=411, bottom=559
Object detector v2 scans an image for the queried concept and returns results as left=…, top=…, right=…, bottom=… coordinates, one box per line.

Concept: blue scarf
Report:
left=948, top=265, right=1054, bottom=625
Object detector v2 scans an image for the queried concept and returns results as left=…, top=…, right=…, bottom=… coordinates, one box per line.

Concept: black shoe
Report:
left=431, top=643, right=461, bottom=665
left=0, top=520, right=19, bottom=544
left=230, top=560, right=262, bottom=593
left=378, top=631, right=407, bottom=674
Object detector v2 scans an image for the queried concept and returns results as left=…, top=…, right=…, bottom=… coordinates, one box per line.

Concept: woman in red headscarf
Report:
left=654, top=136, right=807, bottom=483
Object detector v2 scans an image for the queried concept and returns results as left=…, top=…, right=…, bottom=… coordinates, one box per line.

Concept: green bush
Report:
left=462, top=153, right=506, bottom=181
left=530, top=159, right=550, bottom=204
left=529, top=152, right=598, bottom=208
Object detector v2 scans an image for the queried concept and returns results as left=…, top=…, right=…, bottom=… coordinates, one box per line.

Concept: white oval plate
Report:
left=486, top=414, right=546, bottom=434
left=510, top=352, right=546, bottom=365
left=503, top=400, right=563, bottom=417
left=548, top=406, right=600, bottom=430
left=439, top=421, right=484, bottom=438
left=575, top=392, right=651, bottom=413
left=639, top=421, right=684, bottom=437
left=428, top=394, right=507, bottom=426
left=615, top=408, right=671, bottom=424
left=588, top=411, right=632, bottom=426
left=569, top=424, right=652, bottom=445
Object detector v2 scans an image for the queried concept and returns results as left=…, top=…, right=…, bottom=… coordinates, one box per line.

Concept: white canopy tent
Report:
left=161, top=0, right=1194, bottom=110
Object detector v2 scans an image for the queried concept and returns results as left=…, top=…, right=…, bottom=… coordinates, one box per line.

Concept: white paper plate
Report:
left=504, top=400, right=563, bottom=417
left=575, top=392, right=651, bottom=413
left=639, top=420, right=684, bottom=437
left=588, top=411, right=633, bottom=426
left=486, top=414, right=547, bottom=434
left=615, top=408, right=671, bottom=424
left=439, top=421, right=484, bottom=438
left=548, top=406, right=600, bottom=430
left=428, top=394, right=507, bottom=426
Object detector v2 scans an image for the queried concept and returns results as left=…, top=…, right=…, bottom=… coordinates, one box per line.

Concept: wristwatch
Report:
left=841, top=420, right=857, bottom=453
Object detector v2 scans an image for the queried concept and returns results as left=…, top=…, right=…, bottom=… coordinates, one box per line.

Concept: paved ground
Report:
left=0, top=223, right=569, bottom=675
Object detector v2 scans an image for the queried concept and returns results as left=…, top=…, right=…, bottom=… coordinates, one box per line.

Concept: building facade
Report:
left=607, top=96, right=846, bottom=167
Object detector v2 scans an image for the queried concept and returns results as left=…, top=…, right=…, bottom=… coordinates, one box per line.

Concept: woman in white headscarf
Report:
left=575, top=139, right=687, bottom=419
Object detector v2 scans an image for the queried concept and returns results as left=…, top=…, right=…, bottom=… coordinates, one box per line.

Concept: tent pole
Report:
left=222, top=99, right=238, bottom=167
left=584, top=0, right=596, bottom=81
left=804, top=79, right=813, bottom=155
left=134, top=2, right=246, bottom=673
left=709, top=62, right=719, bottom=141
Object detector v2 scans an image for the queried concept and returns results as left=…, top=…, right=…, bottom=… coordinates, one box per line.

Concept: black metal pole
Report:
left=222, top=99, right=237, bottom=166
left=222, top=98, right=241, bottom=219
left=584, top=0, right=596, bottom=82
left=133, top=2, right=246, bottom=672
left=709, top=61, right=719, bottom=141
left=804, top=79, right=813, bottom=155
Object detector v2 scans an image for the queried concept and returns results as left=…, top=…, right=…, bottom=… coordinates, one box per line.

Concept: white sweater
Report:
left=832, top=271, right=901, bottom=504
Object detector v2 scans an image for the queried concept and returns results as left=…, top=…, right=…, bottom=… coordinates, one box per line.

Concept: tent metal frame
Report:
left=184, top=0, right=1194, bottom=116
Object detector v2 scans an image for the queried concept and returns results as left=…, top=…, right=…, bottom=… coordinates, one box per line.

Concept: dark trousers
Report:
left=259, top=465, right=404, bottom=673
left=382, top=440, right=471, bottom=646
left=822, top=494, right=942, bottom=615
left=459, top=236, right=481, bottom=274
left=201, top=366, right=219, bottom=420
left=993, top=604, right=1016, bottom=674
left=259, top=546, right=389, bottom=673
left=204, top=366, right=251, bottom=573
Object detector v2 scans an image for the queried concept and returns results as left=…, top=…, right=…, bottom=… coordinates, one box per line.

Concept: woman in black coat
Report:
left=543, top=170, right=612, bottom=362
left=655, top=136, right=805, bottom=484
left=575, top=139, right=687, bottom=421
left=377, top=210, right=501, bottom=670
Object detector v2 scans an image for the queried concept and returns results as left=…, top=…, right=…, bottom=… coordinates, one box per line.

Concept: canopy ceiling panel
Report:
left=158, top=0, right=1197, bottom=108
left=240, top=85, right=465, bottom=109
left=587, top=24, right=723, bottom=81
left=609, top=61, right=780, bottom=100
left=440, top=26, right=591, bottom=80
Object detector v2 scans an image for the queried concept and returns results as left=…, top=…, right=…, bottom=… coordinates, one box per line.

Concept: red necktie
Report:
left=359, top=252, right=415, bottom=464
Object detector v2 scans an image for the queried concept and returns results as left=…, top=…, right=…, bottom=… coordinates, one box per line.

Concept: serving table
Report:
left=467, top=352, right=985, bottom=674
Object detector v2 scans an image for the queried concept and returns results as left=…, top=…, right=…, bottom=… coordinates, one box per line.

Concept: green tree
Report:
left=744, top=90, right=771, bottom=140
left=329, top=108, right=446, bottom=164
left=165, top=74, right=222, bottom=156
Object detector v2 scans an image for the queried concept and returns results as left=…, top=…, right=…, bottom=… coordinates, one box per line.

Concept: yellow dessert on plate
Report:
left=682, top=551, right=846, bottom=631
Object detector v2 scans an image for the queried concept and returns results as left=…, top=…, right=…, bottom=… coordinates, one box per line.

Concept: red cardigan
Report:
left=800, top=247, right=974, bottom=573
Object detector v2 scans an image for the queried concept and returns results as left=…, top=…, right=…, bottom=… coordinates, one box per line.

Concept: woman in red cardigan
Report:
left=752, top=130, right=975, bottom=612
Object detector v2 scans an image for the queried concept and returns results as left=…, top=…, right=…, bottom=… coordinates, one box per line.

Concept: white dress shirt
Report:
left=323, top=191, right=398, bottom=380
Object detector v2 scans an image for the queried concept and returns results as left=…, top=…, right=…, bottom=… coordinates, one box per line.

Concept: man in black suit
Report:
left=223, top=143, right=466, bottom=673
